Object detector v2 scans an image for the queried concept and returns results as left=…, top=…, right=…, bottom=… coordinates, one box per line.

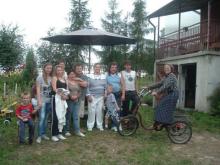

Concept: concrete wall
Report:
left=155, top=51, right=220, bottom=112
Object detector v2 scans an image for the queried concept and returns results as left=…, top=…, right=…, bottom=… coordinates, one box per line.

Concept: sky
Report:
left=0, top=0, right=172, bottom=46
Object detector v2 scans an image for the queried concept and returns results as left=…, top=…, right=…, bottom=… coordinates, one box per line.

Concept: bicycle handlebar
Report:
left=138, top=88, right=152, bottom=98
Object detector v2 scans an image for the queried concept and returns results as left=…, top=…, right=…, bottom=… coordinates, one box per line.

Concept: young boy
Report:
left=16, top=92, right=38, bottom=144
left=105, top=85, right=120, bottom=132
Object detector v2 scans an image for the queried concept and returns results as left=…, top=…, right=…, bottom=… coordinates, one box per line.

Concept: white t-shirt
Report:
left=121, top=70, right=136, bottom=91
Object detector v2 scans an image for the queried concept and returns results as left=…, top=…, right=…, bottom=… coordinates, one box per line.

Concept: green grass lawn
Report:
left=0, top=106, right=220, bottom=165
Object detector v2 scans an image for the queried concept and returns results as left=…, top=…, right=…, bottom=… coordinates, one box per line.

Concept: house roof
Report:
left=147, top=0, right=210, bottom=19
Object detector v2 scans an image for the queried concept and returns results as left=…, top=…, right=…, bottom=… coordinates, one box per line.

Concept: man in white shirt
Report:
left=121, top=61, right=139, bottom=116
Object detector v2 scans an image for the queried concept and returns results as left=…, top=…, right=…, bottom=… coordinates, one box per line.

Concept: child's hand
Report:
left=87, top=96, right=92, bottom=102
left=71, top=95, right=78, bottom=100
left=22, top=118, right=28, bottom=122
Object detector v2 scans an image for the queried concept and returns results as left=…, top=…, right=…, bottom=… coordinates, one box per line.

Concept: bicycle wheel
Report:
left=117, top=115, right=139, bottom=136
left=167, top=121, right=192, bottom=144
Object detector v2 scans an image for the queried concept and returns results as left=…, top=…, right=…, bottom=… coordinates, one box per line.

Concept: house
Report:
left=147, top=0, right=220, bottom=112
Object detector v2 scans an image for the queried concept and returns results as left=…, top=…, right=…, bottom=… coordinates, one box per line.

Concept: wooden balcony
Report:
left=157, top=20, right=220, bottom=59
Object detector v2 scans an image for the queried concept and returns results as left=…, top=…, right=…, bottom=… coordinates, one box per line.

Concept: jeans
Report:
left=19, top=119, right=34, bottom=143
left=38, top=102, right=51, bottom=136
left=66, top=100, right=80, bottom=133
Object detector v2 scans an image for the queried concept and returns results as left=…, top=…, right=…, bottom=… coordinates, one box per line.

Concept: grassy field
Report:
left=0, top=106, right=220, bottom=165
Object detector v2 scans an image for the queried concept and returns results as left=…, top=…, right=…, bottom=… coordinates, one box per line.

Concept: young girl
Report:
left=16, top=92, right=38, bottom=144
left=51, top=65, right=68, bottom=142
left=105, top=85, right=120, bottom=132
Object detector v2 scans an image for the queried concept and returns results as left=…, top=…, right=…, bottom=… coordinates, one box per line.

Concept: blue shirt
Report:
left=106, top=73, right=121, bottom=93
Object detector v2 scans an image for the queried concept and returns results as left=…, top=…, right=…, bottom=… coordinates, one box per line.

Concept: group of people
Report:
left=16, top=60, right=179, bottom=145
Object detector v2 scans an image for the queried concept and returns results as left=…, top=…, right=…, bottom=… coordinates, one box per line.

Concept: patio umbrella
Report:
left=42, top=28, right=136, bottom=72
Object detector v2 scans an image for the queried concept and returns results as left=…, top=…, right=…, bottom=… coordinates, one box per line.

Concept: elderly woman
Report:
left=86, top=63, right=107, bottom=131
left=148, top=64, right=179, bottom=129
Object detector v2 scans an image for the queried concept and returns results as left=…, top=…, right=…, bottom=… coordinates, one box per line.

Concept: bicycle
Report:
left=116, top=88, right=192, bottom=144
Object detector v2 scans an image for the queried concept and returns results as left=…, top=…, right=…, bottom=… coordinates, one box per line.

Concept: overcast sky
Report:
left=0, top=0, right=173, bottom=46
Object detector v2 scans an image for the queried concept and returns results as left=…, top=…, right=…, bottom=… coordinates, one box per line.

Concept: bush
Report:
left=208, top=85, right=220, bottom=116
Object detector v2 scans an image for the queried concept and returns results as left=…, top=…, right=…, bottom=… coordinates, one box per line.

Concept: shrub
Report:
left=208, top=85, right=220, bottom=116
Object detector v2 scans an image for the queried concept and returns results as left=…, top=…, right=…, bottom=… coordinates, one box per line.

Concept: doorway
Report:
left=182, top=63, right=197, bottom=108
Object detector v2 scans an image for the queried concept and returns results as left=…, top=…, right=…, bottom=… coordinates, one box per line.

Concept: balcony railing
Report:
left=157, top=20, right=220, bottom=59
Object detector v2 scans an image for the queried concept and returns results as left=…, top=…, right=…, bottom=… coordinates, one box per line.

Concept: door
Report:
left=182, top=63, right=196, bottom=108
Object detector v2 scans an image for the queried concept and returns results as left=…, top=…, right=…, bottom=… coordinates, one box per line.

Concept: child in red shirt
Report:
left=16, top=92, right=38, bottom=144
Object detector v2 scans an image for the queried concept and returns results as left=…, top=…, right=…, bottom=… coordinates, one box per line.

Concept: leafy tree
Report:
left=0, top=24, right=24, bottom=72
left=22, top=48, right=38, bottom=85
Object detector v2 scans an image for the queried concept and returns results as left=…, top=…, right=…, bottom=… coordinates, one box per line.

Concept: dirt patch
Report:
left=171, top=132, right=220, bottom=165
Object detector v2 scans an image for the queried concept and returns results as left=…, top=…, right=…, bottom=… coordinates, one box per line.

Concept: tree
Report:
left=0, top=24, right=24, bottom=72
left=130, top=0, right=154, bottom=73
left=22, top=48, right=38, bottom=85
left=69, top=0, right=91, bottom=31
left=100, top=0, right=130, bottom=68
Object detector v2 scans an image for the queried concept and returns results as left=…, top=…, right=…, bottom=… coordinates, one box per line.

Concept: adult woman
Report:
left=65, top=70, right=85, bottom=137
left=106, top=62, right=125, bottom=130
left=148, top=64, right=179, bottom=129
left=51, top=65, right=68, bottom=142
left=106, top=62, right=125, bottom=107
left=86, top=63, right=107, bottom=131
left=36, top=63, right=53, bottom=144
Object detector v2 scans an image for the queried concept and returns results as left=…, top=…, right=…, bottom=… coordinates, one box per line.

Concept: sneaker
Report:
left=98, top=127, right=104, bottom=131
left=87, top=128, right=92, bottom=131
left=75, top=132, right=85, bottom=137
left=36, top=137, right=42, bottom=144
left=105, top=125, right=108, bottom=129
left=42, top=135, right=50, bottom=140
left=119, top=124, right=122, bottom=131
left=58, top=134, right=66, bottom=140
left=65, top=132, right=71, bottom=137
left=51, top=136, right=59, bottom=142
left=111, top=127, right=117, bottom=132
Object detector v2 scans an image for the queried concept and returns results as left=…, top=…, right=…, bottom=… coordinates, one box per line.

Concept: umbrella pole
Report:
left=89, top=45, right=91, bottom=74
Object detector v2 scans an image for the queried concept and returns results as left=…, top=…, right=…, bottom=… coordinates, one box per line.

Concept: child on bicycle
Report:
left=16, top=92, right=38, bottom=144
left=105, top=85, right=120, bottom=132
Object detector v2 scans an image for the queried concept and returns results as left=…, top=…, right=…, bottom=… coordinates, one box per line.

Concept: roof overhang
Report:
left=147, top=0, right=210, bottom=19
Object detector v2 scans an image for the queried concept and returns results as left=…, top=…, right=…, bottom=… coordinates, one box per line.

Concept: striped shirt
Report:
left=86, top=73, right=107, bottom=97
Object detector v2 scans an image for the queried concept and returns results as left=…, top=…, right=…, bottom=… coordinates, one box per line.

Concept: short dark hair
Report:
left=124, top=60, right=131, bottom=65
left=73, top=63, right=83, bottom=71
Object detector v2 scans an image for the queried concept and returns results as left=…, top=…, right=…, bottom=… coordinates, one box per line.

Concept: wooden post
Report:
left=3, top=82, right=6, bottom=98
left=15, top=83, right=17, bottom=95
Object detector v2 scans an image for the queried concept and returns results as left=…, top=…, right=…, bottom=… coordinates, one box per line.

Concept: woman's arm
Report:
left=120, top=73, right=125, bottom=101
left=36, top=79, right=42, bottom=108
left=51, top=76, right=58, bottom=93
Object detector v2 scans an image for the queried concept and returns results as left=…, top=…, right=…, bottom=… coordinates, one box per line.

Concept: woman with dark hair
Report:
left=106, top=62, right=125, bottom=130
left=148, top=64, right=179, bottom=129
left=36, top=63, right=53, bottom=144
left=65, top=70, right=85, bottom=137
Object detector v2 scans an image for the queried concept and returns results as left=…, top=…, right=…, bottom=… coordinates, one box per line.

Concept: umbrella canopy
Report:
left=42, top=28, right=136, bottom=45
left=42, top=28, right=136, bottom=73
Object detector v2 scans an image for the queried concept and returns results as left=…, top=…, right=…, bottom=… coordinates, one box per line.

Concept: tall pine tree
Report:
left=130, top=0, right=154, bottom=73
left=100, top=0, right=130, bottom=68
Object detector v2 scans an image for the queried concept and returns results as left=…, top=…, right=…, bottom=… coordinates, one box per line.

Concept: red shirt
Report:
left=16, top=104, right=34, bottom=119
